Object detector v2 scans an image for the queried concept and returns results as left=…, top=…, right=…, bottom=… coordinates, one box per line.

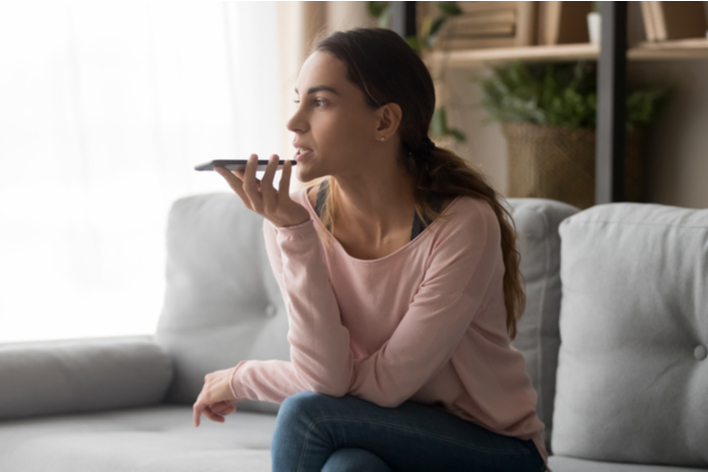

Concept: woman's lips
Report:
left=295, top=149, right=313, bottom=162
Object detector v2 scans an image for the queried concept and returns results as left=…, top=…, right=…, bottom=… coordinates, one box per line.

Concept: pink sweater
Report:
left=229, top=186, right=550, bottom=471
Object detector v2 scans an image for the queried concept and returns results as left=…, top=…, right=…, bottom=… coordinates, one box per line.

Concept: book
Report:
left=640, top=1, right=658, bottom=42
left=418, top=1, right=537, bottom=50
left=537, top=1, right=593, bottom=45
left=649, top=1, right=708, bottom=41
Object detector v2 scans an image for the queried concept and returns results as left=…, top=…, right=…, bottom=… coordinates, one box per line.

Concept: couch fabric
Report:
left=1, top=193, right=707, bottom=472
left=551, top=203, right=708, bottom=467
left=0, top=336, right=172, bottom=421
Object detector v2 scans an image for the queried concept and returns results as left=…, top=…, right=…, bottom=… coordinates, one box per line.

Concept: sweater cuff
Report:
left=275, top=218, right=316, bottom=241
left=229, top=360, right=248, bottom=401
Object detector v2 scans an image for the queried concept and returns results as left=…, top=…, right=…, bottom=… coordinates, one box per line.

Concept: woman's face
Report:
left=287, top=51, right=394, bottom=183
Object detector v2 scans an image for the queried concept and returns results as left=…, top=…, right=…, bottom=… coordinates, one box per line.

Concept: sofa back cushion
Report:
left=552, top=202, right=708, bottom=467
left=0, top=336, right=172, bottom=421
left=506, top=198, right=580, bottom=455
left=154, top=193, right=288, bottom=414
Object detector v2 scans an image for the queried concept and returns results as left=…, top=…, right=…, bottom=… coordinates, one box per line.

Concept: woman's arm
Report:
left=230, top=217, right=353, bottom=402
left=234, top=201, right=500, bottom=408
left=348, top=204, right=498, bottom=407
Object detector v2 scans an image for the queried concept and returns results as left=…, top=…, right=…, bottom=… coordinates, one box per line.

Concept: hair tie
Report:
left=409, top=136, right=436, bottom=161
left=419, top=136, right=436, bottom=155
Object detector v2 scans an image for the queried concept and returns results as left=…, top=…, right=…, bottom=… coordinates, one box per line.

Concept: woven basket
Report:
left=502, top=122, right=644, bottom=210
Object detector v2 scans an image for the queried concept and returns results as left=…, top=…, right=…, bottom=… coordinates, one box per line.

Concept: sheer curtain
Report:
left=0, top=1, right=282, bottom=343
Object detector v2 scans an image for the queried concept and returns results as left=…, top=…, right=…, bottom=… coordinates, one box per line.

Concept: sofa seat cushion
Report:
left=548, top=456, right=708, bottom=472
left=0, top=405, right=276, bottom=472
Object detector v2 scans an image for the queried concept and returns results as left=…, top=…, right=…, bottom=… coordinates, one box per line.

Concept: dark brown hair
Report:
left=304, top=27, right=526, bottom=341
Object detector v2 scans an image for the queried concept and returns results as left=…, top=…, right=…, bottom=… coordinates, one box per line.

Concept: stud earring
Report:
left=380, top=137, right=385, bottom=141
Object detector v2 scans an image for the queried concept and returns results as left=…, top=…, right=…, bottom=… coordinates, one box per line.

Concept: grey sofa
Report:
left=1, top=192, right=707, bottom=472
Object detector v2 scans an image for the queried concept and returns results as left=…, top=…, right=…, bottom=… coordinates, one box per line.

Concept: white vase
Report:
left=587, top=12, right=601, bottom=45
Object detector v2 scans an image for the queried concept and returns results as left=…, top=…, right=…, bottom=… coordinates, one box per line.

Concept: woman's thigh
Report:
left=271, top=391, right=545, bottom=472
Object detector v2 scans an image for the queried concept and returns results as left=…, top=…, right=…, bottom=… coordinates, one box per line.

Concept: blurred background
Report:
left=1, top=1, right=707, bottom=343
left=0, top=1, right=283, bottom=342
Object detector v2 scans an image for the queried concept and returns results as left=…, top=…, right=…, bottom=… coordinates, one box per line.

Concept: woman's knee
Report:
left=279, top=391, right=324, bottom=417
left=275, top=391, right=331, bottom=430
left=321, top=448, right=393, bottom=472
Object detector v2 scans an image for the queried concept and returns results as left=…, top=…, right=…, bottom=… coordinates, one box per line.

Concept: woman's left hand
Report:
left=193, top=367, right=241, bottom=428
left=214, top=154, right=310, bottom=229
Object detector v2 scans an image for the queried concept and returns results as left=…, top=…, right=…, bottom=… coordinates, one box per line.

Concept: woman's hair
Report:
left=304, top=27, right=526, bottom=341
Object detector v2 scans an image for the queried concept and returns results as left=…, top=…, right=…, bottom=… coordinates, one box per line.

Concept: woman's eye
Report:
left=292, top=99, right=325, bottom=107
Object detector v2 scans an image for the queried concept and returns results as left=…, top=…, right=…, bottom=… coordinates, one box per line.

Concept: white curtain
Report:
left=0, top=1, right=282, bottom=343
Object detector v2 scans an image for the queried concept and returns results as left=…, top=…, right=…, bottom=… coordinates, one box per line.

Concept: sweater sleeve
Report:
left=347, top=201, right=500, bottom=408
left=267, top=217, right=354, bottom=397
left=230, top=216, right=352, bottom=402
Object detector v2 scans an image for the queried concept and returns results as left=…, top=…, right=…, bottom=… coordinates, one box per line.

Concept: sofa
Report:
left=1, top=192, right=706, bottom=472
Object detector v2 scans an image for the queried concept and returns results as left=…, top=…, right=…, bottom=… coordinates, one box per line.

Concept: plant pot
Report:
left=587, top=12, right=601, bottom=45
left=502, top=122, right=644, bottom=210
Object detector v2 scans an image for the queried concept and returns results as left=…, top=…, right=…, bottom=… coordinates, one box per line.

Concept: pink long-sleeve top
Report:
left=229, top=185, right=550, bottom=471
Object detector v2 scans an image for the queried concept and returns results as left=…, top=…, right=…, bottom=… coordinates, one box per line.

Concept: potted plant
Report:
left=471, top=59, right=671, bottom=209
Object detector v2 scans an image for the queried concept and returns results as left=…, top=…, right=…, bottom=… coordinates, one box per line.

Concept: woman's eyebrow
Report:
left=294, top=85, right=339, bottom=96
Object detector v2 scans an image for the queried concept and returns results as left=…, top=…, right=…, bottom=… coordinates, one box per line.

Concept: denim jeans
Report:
left=271, top=391, right=546, bottom=472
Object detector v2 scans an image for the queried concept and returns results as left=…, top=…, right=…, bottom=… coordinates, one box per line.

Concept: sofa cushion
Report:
left=0, top=405, right=274, bottom=472
left=154, top=193, right=288, bottom=414
left=506, top=198, right=581, bottom=456
left=0, top=335, right=172, bottom=421
left=552, top=202, right=708, bottom=467
left=548, top=456, right=708, bottom=472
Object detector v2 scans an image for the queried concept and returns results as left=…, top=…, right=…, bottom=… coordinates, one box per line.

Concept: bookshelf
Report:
left=420, top=38, right=708, bottom=68
left=391, top=2, right=708, bottom=206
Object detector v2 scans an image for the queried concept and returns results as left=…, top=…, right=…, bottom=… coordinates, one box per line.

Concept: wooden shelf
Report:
left=422, top=38, right=708, bottom=68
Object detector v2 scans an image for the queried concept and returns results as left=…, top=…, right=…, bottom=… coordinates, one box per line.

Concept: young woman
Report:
left=194, top=27, right=549, bottom=472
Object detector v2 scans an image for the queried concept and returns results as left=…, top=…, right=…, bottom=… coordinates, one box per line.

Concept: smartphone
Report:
left=194, top=159, right=297, bottom=173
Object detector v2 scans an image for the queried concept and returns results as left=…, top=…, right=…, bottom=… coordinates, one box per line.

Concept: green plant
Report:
left=366, top=1, right=462, bottom=53
left=470, top=59, right=672, bottom=131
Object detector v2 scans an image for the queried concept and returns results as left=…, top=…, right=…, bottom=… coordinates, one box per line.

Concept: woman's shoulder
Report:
left=436, top=195, right=500, bottom=243
left=445, top=194, right=496, bottom=222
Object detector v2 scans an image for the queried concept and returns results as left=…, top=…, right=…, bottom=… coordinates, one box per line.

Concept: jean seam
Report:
left=296, top=415, right=531, bottom=470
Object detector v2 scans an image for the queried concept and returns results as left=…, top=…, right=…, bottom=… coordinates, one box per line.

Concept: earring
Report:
left=380, top=137, right=385, bottom=141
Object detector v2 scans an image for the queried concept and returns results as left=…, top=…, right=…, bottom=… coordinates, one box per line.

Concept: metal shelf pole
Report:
left=596, top=1, right=628, bottom=204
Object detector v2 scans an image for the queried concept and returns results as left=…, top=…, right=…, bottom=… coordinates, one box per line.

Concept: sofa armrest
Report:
left=0, top=335, right=173, bottom=422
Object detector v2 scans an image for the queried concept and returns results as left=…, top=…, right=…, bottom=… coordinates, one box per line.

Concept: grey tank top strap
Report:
left=314, top=179, right=444, bottom=241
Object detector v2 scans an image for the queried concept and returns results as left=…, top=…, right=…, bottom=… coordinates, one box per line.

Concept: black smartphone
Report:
left=194, top=159, right=297, bottom=173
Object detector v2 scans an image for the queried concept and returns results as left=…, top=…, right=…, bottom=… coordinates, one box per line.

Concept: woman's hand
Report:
left=214, top=154, right=310, bottom=228
left=193, top=367, right=242, bottom=428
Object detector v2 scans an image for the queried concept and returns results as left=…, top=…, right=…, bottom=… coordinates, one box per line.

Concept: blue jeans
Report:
left=271, top=391, right=546, bottom=472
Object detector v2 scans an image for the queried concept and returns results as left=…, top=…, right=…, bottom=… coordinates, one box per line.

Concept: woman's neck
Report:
left=330, top=173, right=417, bottom=244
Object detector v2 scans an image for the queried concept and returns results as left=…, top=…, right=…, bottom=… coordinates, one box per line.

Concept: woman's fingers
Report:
left=242, top=154, right=262, bottom=212
left=204, top=405, right=225, bottom=422
left=279, top=159, right=292, bottom=197
left=261, top=155, right=279, bottom=211
left=211, top=400, right=236, bottom=415
left=214, top=166, right=253, bottom=211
